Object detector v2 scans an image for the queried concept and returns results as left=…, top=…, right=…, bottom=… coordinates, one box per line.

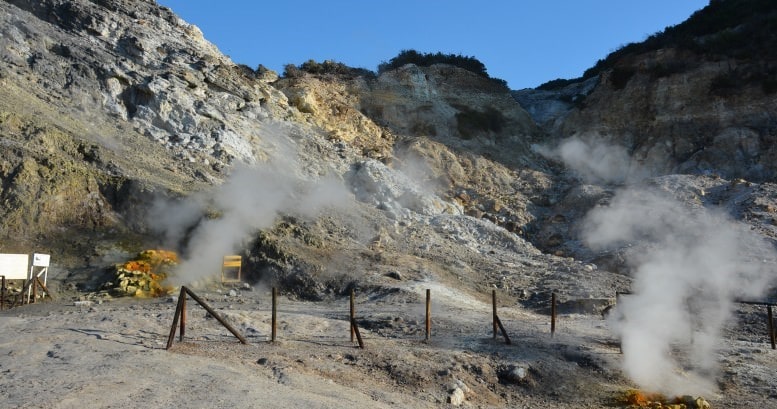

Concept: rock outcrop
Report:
left=555, top=49, right=777, bottom=181
left=519, top=1, right=777, bottom=182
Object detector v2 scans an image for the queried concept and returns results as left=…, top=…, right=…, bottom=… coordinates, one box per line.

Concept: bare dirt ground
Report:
left=2, top=277, right=777, bottom=409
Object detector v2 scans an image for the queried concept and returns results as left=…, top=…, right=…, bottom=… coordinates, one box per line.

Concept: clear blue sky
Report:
left=157, top=1, right=709, bottom=90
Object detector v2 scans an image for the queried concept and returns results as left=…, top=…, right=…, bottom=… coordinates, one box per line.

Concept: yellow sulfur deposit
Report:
left=111, top=250, right=177, bottom=297
left=619, top=390, right=711, bottom=409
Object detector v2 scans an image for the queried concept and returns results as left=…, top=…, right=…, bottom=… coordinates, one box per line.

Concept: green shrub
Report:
left=709, top=70, right=741, bottom=96
left=378, top=50, right=487, bottom=76
left=648, top=62, right=688, bottom=79
left=537, top=77, right=583, bottom=91
left=282, top=59, right=376, bottom=79
left=410, top=121, right=437, bottom=136
left=378, top=49, right=508, bottom=90
left=282, top=63, right=303, bottom=78
left=455, top=106, right=505, bottom=139
left=580, top=0, right=777, bottom=81
left=609, top=68, right=635, bottom=90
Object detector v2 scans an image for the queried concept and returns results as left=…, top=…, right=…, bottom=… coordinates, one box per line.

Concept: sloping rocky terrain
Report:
left=1, top=0, right=777, bottom=407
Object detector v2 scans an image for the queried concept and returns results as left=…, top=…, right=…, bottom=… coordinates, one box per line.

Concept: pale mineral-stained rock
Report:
left=448, top=387, right=465, bottom=406
left=348, top=159, right=463, bottom=217
left=536, top=47, right=777, bottom=181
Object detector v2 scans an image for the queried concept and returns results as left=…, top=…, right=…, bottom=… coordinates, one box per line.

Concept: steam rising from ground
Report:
left=544, top=137, right=777, bottom=395
left=149, top=125, right=352, bottom=286
left=533, top=135, right=646, bottom=184
left=584, top=189, right=775, bottom=395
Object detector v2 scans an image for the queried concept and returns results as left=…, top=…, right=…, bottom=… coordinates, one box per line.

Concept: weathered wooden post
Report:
left=166, top=287, right=186, bottom=350
left=182, top=287, right=247, bottom=344
left=551, top=292, right=557, bottom=337
left=180, top=290, right=186, bottom=341
left=768, top=305, right=776, bottom=350
left=350, top=318, right=365, bottom=349
left=167, top=286, right=247, bottom=349
left=492, top=289, right=497, bottom=340
left=495, top=315, right=512, bottom=345
left=36, top=277, right=52, bottom=300
left=1, top=276, right=5, bottom=311
left=425, top=289, right=431, bottom=341
left=350, top=288, right=355, bottom=343
left=272, top=287, right=277, bottom=343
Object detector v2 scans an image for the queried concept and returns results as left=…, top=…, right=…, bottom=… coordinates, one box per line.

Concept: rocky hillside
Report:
left=0, top=0, right=286, bottom=259
left=0, top=0, right=568, bottom=300
left=0, top=0, right=775, bottom=313
left=517, top=0, right=777, bottom=182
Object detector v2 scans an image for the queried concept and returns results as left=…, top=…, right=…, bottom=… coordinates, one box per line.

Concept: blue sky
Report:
left=157, top=1, right=709, bottom=90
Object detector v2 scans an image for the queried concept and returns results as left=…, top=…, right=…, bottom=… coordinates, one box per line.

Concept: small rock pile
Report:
left=109, top=250, right=177, bottom=297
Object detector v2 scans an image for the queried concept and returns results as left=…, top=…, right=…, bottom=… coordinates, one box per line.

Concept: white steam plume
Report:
left=149, top=124, right=352, bottom=286
left=540, top=135, right=777, bottom=394
left=584, top=188, right=776, bottom=395
left=152, top=164, right=351, bottom=286
left=532, top=135, right=646, bottom=184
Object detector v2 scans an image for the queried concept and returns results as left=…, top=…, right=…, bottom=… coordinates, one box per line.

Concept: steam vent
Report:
left=1, top=0, right=777, bottom=408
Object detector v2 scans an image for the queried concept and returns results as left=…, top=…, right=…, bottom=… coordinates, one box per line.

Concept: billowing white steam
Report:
left=532, top=135, right=646, bottom=184
left=585, top=189, right=775, bottom=395
left=149, top=126, right=352, bottom=286
left=541, top=137, right=776, bottom=395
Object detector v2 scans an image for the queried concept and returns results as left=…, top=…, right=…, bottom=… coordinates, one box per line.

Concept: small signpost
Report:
left=221, top=255, right=242, bottom=283
left=0, top=253, right=53, bottom=306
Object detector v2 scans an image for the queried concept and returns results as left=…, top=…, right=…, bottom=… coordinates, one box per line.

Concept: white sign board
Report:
left=32, top=253, right=50, bottom=267
left=0, top=254, right=29, bottom=279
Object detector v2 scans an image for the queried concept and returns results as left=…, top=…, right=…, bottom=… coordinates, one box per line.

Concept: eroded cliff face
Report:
left=556, top=49, right=777, bottom=181
left=274, top=63, right=545, bottom=168
left=0, top=0, right=300, bottom=259
left=360, top=64, right=543, bottom=169
left=273, top=65, right=553, bottom=239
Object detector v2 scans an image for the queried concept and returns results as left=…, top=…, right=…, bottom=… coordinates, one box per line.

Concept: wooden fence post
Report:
left=183, top=287, right=247, bottom=344
left=180, top=290, right=186, bottom=341
left=425, top=289, right=431, bottom=341
left=551, top=292, right=557, bottom=337
left=492, top=290, right=497, bottom=340
left=166, top=287, right=186, bottom=349
left=271, top=287, right=278, bottom=343
left=491, top=289, right=511, bottom=345
left=768, top=306, right=776, bottom=350
left=350, top=288, right=355, bottom=343
left=350, top=318, right=365, bottom=349
left=495, top=315, right=512, bottom=345
left=1, top=276, right=5, bottom=311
